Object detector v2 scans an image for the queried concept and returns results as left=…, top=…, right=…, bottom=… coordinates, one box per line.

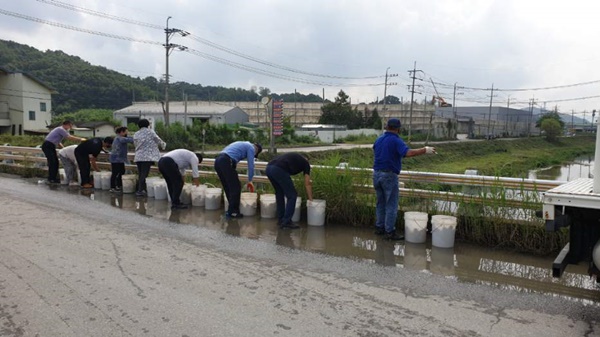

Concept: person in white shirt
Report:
left=58, top=144, right=78, bottom=185
left=158, top=149, right=202, bottom=209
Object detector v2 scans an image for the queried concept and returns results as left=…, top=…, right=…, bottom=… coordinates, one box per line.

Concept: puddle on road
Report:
left=51, top=184, right=600, bottom=305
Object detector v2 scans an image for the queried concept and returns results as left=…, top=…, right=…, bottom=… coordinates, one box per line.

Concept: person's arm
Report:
left=406, top=146, right=436, bottom=157
left=66, top=135, right=86, bottom=142
left=151, top=131, right=166, bottom=150
left=190, top=154, right=200, bottom=183
left=57, top=143, right=64, bottom=149
left=246, top=146, right=255, bottom=182
left=90, top=155, right=100, bottom=172
left=304, top=174, right=313, bottom=201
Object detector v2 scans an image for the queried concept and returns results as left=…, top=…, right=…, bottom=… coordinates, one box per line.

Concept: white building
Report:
left=72, top=121, right=116, bottom=138
left=114, top=101, right=249, bottom=127
left=0, top=67, right=56, bottom=135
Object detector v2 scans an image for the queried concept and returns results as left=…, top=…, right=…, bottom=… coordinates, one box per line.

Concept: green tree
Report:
left=319, top=90, right=356, bottom=127
left=540, top=119, right=562, bottom=141
left=536, top=111, right=565, bottom=128
left=51, top=109, right=119, bottom=125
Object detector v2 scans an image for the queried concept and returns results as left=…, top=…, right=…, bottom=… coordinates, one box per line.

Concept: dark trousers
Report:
left=110, top=163, right=125, bottom=189
left=136, top=161, right=153, bottom=193
left=41, top=141, right=59, bottom=182
left=266, top=164, right=297, bottom=225
left=75, top=151, right=91, bottom=185
left=214, top=153, right=241, bottom=213
left=158, top=157, right=184, bottom=206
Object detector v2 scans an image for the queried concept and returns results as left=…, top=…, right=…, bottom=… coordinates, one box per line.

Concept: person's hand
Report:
left=246, top=182, right=255, bottom=192
left=425, top=146, right=437, bottom=154
left=80, top=138, right=86, bottom=142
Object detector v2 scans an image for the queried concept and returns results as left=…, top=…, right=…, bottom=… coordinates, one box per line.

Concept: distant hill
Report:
left=0, top=39, right=323, bottom=114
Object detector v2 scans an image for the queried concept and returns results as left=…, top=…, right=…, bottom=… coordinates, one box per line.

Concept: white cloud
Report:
left=1, top=0, right=600, bottom=116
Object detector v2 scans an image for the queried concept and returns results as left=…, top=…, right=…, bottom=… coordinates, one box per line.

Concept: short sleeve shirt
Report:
left=268, top=152, right=310, bottom=176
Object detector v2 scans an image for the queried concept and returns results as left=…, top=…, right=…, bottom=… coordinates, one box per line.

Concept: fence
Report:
left=0, top=145, right=562, bottom=210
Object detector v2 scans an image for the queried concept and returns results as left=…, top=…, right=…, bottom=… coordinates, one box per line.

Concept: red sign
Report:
left=272, top=100, right=284, bottom=137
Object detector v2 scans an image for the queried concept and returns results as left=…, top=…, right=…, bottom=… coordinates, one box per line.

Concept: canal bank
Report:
left=0, top=176, right=599, bottom=336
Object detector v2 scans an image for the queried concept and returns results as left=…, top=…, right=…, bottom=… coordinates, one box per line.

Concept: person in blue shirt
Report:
left=109, top=127, right=134, bottom=193
left=373, top=118, right=436, bottom=240
left=214, top=141, right=262, bottom=218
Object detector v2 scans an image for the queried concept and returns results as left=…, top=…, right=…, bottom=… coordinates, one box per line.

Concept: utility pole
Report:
left=486, top=84, right=495, bottom=138
left=572, top=109, right=575, bottom=133
left=163, top=16, right=188, bottom=127
left=528, top=98, right=536, bottom=137
left=381, top=67, right=398, bottom=132
left=407, top=61, right=423, bottom=140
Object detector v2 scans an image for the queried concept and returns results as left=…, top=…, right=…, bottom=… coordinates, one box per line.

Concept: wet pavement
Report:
left=2, top=175, right=600, bottom=336
left=50, top=178, right=600, bottom=305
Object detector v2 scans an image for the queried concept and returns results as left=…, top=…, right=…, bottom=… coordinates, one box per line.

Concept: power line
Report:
left=184, top=48, right=384, bottom=87
left=35, top=0, right=163, bottom=29
left=0, top=8, right=162, bottom=46
left=0, top=8, right=384, bottom=88
left=35, top=0, right=384, bottom=80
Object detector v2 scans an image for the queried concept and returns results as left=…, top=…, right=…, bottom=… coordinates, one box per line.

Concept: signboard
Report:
left=272, top=100, right=284, bottom=136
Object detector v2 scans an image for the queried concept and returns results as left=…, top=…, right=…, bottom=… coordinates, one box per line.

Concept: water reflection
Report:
left=38, top=184, right=600, bottom=304
left=529, top=156, right=594, bottom=181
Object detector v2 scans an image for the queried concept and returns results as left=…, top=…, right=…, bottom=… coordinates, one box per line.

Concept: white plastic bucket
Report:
left=100, top=171, right=111, bottom=190
left=431, top=215, right=458, bottom=248
left=154, top=182, right=168, bottom=200
left=260, top=194, right=277, bottom=218
left=307, top=199, right=326, bottom=226
left=191, top=185, right=207, bottom=207
left=122, top=174, right=137, bottom=194
left=93, top=172, right=103, bottom=189
left=180, top=183, right=193, bottom=204
left=146, top=177, right=161, bottom=197
left=240, top=192, right=258, bottom=216
left=404, top=212, right=428, bottom=244
left=204, top=188, right=222, bottom=210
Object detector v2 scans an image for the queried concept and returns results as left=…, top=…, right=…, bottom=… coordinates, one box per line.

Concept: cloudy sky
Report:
left=2, top=0, right=600, bottom=118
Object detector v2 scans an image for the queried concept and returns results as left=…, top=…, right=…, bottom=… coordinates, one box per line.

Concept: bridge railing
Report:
left=0, top=145, right=562, bottom=208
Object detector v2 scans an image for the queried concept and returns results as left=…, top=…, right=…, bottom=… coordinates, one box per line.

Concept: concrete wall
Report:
left=73, top=125, right=115, bottom=138
left=0, top=73, right=52, bottom=135
left=21, top=75, right=52, bottom=131
left=296, top=128, right=381, bottom=143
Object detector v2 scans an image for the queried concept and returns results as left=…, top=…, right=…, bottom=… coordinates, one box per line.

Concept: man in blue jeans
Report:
left=373, top=118, right=436, bottom=240
left=266, top=152, right=313, bottom=229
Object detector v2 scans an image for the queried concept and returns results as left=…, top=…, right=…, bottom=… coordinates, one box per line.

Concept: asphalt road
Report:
left=0, top=176, right=599, bottom=337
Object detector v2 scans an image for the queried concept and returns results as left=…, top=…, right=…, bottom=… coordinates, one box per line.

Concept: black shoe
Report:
left=280, top=222, right=300, bottom=229
left=171, top=204, right=189, bottom=210
left=374, top=227, right=386, bottom=235
left=383, top=232, right=405, bottom=241
left=226, top=212, right=243, bottom=219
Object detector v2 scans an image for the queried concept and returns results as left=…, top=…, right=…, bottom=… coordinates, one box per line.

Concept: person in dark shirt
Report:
left=266, top=152, right=313, bottom=229
left=373, top=118, right=435, bottom=240
left=75, top=137, right=113, bottom=188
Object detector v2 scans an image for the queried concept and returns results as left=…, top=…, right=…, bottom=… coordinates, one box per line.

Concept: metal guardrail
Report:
left=0, top=145, right=563, bottom=207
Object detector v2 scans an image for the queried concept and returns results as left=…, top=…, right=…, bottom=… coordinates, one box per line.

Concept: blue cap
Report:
left=387, top=118, right=401, bottom=129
